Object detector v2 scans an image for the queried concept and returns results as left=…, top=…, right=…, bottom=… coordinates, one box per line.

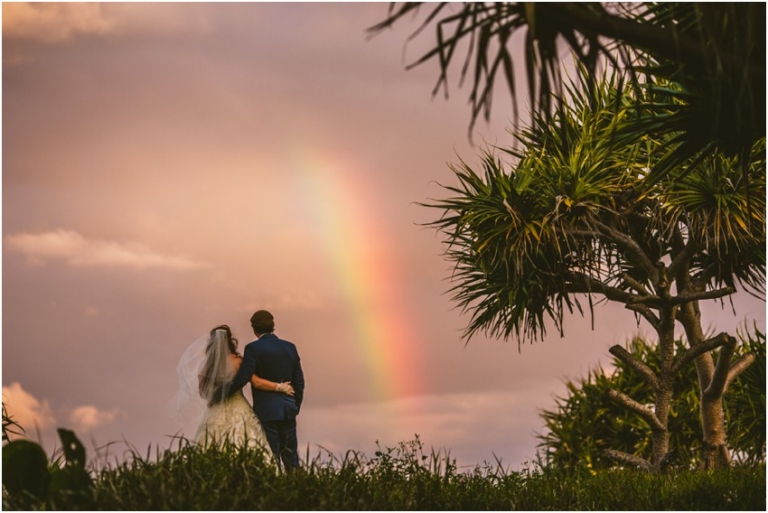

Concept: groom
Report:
left=229, top=310, right=305, bottom=470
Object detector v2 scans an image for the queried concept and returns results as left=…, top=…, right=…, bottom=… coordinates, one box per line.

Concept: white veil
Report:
left=168, top=328, right=235, bottom=430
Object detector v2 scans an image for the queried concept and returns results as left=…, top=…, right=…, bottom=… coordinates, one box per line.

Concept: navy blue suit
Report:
left=229, top=333, right=304, bottom=469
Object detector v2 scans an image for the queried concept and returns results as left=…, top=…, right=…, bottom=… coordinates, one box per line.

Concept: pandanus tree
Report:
left=537, top=329, right=765, bottom=472
left=370, top=2, right=765, bottom=175
left=426, top=68, right=765, bottom=470
left=370, top=1, right=765, bottom=470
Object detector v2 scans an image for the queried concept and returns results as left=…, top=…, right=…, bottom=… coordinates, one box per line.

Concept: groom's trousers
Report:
left=262, top=419, right=299, bottom=470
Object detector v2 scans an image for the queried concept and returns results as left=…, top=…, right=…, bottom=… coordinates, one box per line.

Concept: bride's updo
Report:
left=199, top=324, right=238, bottom=404
left=207, top=324, right=239, bottom=355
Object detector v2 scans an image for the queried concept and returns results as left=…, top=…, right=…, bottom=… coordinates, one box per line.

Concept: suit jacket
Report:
left=229, top=333, right=304, bottom=422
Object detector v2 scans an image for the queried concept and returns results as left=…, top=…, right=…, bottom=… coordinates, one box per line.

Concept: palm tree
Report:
left=426, top=67, right=764, bottom=469
left=726, top=325, right=766, bottom=466
left=370, top=2, right=765, bottom=176
left=538, top=330, right=765, bottom=472
left=662, top=133, right=765, bottom=468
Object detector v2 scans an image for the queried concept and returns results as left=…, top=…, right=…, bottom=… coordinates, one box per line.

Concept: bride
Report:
left=172, top=325, right=293, bottom=449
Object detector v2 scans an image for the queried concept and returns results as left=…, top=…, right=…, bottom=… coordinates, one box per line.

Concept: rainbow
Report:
left=291, top=150, right=424, bottom=403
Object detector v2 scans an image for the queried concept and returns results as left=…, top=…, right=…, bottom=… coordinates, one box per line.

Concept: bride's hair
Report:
left=198, top=325, right=238, bottom=405
left=207, top=324, right=239, bottom=355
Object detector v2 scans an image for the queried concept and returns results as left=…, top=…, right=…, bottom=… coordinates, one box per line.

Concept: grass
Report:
left=3, top=436, right=765, bottom=510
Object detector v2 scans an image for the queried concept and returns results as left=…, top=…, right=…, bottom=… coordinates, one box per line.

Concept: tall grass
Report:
left=4, top=436, right=764, bottom=510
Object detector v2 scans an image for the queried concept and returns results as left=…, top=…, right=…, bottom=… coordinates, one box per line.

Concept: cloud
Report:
left=2, top=382, right=57, bottom=435
left=69, top=405, right=122, bottom=432
left=2, top=3, right=213, bottom=43
left=2, top=3, right=112, bottom=42
left=6, top=229, right=211, bottom=271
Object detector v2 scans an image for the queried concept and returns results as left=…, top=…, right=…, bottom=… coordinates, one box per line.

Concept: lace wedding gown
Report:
left=195, top=386, right=269, bottom=450
left=174, top=328, right=270, bottom=452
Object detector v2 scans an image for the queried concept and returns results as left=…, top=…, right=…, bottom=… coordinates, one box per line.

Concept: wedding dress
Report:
left=194, top=373, right=269, bottom=450
left=171, top=328, right=270, bottom=451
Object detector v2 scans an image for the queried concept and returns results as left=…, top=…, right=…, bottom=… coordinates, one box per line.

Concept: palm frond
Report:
left=370, top=2, right=765, bottom=174
left=424, top=62, right=765, bottom=345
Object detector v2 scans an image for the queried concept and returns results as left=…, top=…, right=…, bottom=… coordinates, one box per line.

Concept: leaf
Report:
left=50, top=465, right=93, bottom=495
left=58, top=428, right=87, bottom=470
left=2, top=439, right=51, bottom=498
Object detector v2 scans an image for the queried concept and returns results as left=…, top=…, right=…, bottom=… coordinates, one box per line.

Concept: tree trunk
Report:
left=678, top=299, right=733, bottom=468
left=651, top=384, right=672, bottom=468
left=651, top=302, right=677, bottom=470
left=700, top=395, right=732, bottom=469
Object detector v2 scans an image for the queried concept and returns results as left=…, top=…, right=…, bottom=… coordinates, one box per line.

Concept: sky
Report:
left=3, top=2, right=765, bottom=470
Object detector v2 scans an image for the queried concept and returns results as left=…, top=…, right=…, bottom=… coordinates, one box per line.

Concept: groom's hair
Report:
left=250, top=310, right=275, bottom=334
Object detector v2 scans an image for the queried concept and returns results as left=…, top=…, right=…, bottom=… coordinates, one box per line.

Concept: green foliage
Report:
left=3, top=439, right=50, bottom=500
left=371, top=3, right=765, bottom=174
left=426, top=64, right=765, bottom=345
left=3, top=435, right=765, bottom=510
left=2, top=402, right=25, bottom=443
left=537, top=329, right=766, bottom=471
left=2, top=427, right=94, bottom=509
left=726, top=325, right=767, bottom=465
left=91, top=438, right=278, bottom=510
left=47, top=429, right=95, bottom=508
left=661, top=139, right=766, bottom=294
left=537, top=336, right=702, bottom=471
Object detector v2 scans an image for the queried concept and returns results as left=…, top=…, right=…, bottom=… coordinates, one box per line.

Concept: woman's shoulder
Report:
left=228, top=352, right=243, bottom=370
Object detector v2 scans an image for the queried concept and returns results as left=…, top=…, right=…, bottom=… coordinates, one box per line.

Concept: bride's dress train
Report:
left=195, top=390, right=269, bottom=450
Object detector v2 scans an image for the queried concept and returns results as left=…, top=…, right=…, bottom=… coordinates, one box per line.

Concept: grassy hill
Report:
left=3, top=436, right=765, bottom=510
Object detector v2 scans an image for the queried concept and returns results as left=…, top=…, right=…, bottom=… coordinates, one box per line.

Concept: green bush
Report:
left=3, top=439, right=50, bottom=500
left=2, top=428, right=94, bottom=510
left=537, top=328, right=766, bottom=471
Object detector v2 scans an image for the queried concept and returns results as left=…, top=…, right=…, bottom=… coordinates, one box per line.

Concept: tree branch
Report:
left=625, top=303, right=660, bottom=329
left=703, top=335, right=737, bottom=400
left=607, top=389, right=665, bottom=432
left=566, top=271, right=661, bottom=327
left=603, top=449, right=652, bottom=471
left=691, top=263, right=720, bottom=290
left=672, top=332, right=731, bottom=374
left=592, top=220, right=658, bottom=282
left=724, top=353, right=757, bottom=391
left=673, top=286, right=735, bottom=305
left=565, top=271, right=634, bottom=303
left=570, top=230, right=601, bottom=239
left=622, top=273, right=649, bottom=295
left=609, top=345, right=660, bottom=390
left=667, top=233, right=699, bottom=281
left=626, top=295, right=662, bottom=307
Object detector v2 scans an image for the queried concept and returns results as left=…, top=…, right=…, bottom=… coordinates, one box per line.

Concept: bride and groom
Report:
left=173, top=310, right=305, bottom=470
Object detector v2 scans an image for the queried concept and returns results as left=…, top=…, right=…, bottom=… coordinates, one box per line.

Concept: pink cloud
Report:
left=69, top=405, right=122, bottom=432
left=2, top=382, right=57, bottom=435
left=2, top=3, right=112, bottom=43
left=6, top=230, right=211, bottom=271
left=2, top=3, right=213, bottom=44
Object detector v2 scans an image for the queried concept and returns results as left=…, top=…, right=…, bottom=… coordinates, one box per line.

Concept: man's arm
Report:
left=251, top=373, right=294, bottom=395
